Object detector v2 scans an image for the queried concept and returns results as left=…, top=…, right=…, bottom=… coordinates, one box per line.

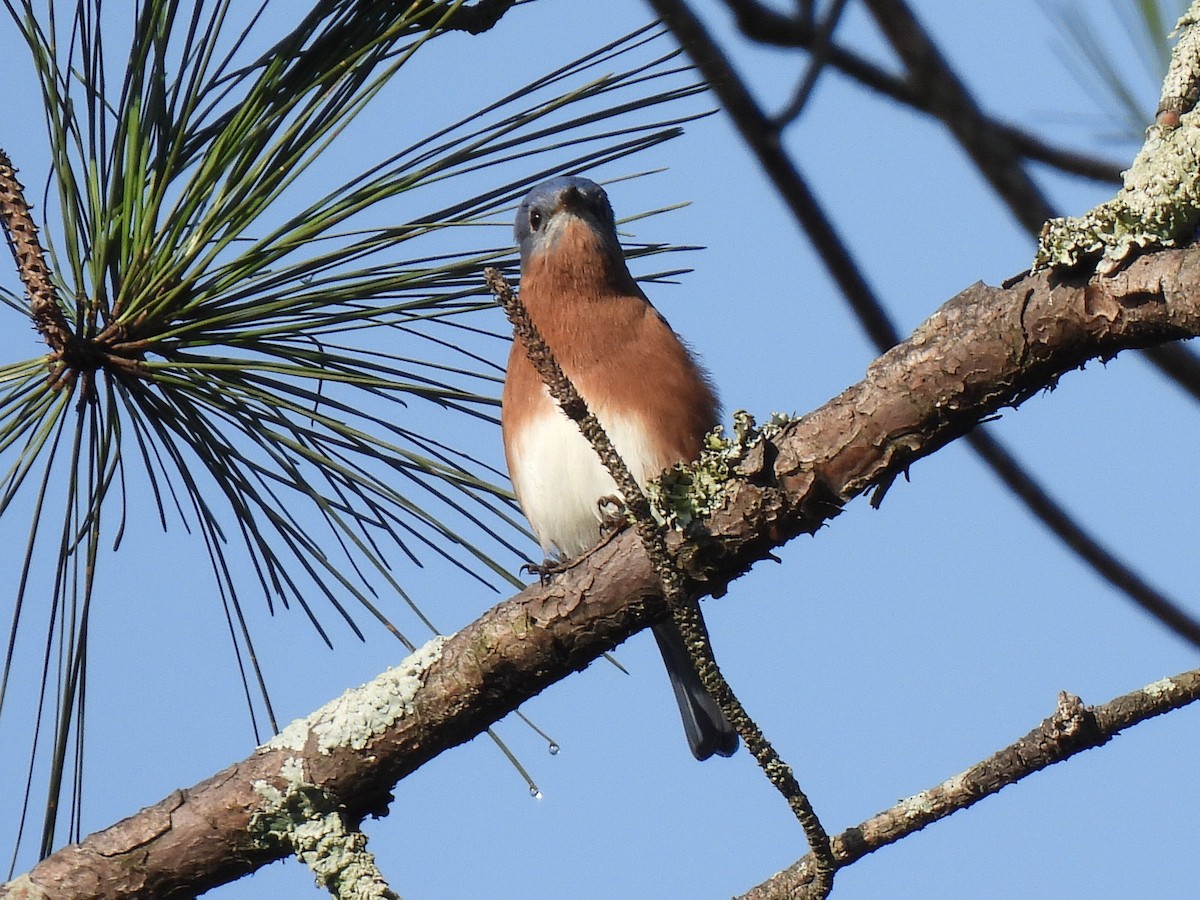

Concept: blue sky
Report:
left=1, top=1, right=1198, bottom=898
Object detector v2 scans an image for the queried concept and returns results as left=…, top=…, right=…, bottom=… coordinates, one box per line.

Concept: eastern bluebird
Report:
left=501, top=176, right=738, bottom=761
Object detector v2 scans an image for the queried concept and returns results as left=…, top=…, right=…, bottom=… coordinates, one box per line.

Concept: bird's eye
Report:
left=529, top=209, right=543, bottom=231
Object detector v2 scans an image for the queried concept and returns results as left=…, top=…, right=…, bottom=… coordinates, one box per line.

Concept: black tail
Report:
left=652, top=611, right=739, bottom=761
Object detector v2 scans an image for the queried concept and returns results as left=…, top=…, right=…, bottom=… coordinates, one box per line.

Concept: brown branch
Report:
left=8, top=242, right=1200, bottom=896
left=0, top=149, right=74, bottom=365
left=739, top=670, right=1200, bottom=899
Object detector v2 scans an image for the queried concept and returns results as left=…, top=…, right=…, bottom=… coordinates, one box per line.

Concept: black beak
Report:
left=558, top=184, right=586, bottom=214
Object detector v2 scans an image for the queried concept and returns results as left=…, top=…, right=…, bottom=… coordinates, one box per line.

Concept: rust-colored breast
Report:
left=502, top=219, right=717, bottom=471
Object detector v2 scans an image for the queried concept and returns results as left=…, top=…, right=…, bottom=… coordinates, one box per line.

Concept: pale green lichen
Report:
left=1143, top=676, right=1178, bottom=698
left=897, top=790, right=936, bottom=819
left=0, top=874, right=42, bottom=898
left=1034, top=3, right=1200, bottom=275
left=263, top=635, right=446, bottom=755
left=251, top=758, right=397, bottom=900
left=1162, top=4, right=1200, bottom=116
left=645, top=410, right=794, bottom=529
left=1033, top=118, right=1200, bottom=273
left=896, top=773, right=964, bottom=820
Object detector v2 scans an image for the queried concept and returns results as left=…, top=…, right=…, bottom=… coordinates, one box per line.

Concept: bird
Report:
left=500, top=175, right=738, bottom=761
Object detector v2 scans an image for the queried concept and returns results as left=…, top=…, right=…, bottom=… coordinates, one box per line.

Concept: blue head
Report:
left=513, top=176, right=624, bottom=271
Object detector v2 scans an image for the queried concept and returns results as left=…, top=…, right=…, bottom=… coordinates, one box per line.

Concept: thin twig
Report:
left=485, top=267, right=837, bottom=897
left=861, top=0, right=1054, bottom=233
left=773, top=0, right=851, bottom=127
left=716, top=0, right=1124, bottom=183
left=965, top=430, right=1200, bottom=648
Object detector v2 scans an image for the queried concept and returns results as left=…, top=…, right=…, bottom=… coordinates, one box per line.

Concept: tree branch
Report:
left=7, top=241, right=1200, bottom=897
left=861, top=0, right=1054, bottom=233
left=715, top=0, right=1124, bottom=183
left=0, top=150, right=74, bottom=373
left=738, top=670, right=1200, bottom=899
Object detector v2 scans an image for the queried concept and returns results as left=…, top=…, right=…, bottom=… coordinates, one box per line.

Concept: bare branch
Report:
left=773, top=0, right=851, bottom=128
left=714, top=0, right=1124, bottom=183
left=966, top=429, right=1200, bottom=647
left=861, top=0, right=1053, bottom=233
left=739, top=671, right=1200, bottom=899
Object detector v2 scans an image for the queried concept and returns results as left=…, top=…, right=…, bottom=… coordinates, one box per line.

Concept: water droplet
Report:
left=529, top=788, right=543, bottom=800
left=547, top=742, right=560, bottom=756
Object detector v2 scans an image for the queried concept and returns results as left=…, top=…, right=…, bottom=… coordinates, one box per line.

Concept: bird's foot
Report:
left=520, top=499, right=630, bottom=584
left=521, top=558, right=571, bottom=585
left=597, top=494, right=626, bottom=534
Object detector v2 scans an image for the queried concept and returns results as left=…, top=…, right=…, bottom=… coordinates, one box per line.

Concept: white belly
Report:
left=508, top=397, right=662, bottom=560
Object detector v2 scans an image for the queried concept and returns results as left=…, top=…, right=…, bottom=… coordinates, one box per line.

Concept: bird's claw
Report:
left=520, top=558, right=568, bottom=585
left=597, top=494, right=626, bottom=535
left=520, top=501, right=629, bottom=585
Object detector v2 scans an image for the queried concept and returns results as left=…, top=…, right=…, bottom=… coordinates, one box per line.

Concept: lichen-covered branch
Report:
left=252, top=759, right=399, bottom=900
left=1035, top=2, right=1200, bottom=273
left=6, top=247, right=1200, bottom=897
left=1157, top=1, right=1200, bottom=125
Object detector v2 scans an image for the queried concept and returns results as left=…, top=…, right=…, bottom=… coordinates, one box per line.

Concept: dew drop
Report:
left=529, top=787, right=544, bottom=800
left=548, top=742, right=560, bottom=756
